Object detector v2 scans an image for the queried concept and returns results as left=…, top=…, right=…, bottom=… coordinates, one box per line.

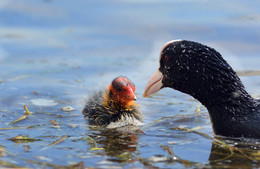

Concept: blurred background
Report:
left=0, top=0, right=260, bottom=168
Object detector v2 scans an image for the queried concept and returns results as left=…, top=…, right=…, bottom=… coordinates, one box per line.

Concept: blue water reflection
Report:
left=0, top=0, right=260, bottom=168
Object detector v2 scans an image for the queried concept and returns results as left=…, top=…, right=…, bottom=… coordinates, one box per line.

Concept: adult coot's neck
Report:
left=161, top=40, right=259, bottom=137
left=199, top=76, right=258, bottom=137
left=174, top=48, right=258, bottom=137
left=191, top=65, right=256, bottom=112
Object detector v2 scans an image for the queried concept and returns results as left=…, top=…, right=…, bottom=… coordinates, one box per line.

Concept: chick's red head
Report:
left=107, top=76, right=136, bottom=106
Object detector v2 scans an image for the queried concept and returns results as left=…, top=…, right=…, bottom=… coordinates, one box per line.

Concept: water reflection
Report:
left=87, top=126, right=260, bottom=168
left=0, top=0, right=260, bottom=168
left=208, top=137, right=260, bottom=168
left=87, top=126, right=143, bottom=163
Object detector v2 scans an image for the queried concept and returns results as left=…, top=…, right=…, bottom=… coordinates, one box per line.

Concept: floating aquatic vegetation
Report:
left=184, top=126, right=203, bottom=132
left=41, top=135, right=69, bottom=151
left=50, top=120, right=60, bottom=129
left=8, top=135, right=41, bottom=144
left=160, top=144, right=198, bottom=167
left=196, top=103, right=201, bottom=113
left=0, top=145, right=5, bottom=157
left=9, top=115, right=28, bottom=125
left=9, top=105, right=32, bottom=125
left=0, top=160, right=26, bottom=168
left=24, top=105, right=32, bottom=115
left=116, top=151, right=132, bottom=162
left=0, top=127, right=28, bottom=130
left=84, top=136, right=104, bottom=151
left=0, top=124, right=42, bottom=130
left=170, top=127, right=255, bottom=162
left=90, top=147, right=104, bottom=151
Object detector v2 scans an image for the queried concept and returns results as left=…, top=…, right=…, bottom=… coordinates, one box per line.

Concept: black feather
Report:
left=82, top=91, right=143, bottom=126
left=159, top=40, right=260, bottom=138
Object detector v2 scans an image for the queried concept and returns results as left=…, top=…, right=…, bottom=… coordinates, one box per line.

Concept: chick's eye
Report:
left=164, top=55, right=169, bottom=62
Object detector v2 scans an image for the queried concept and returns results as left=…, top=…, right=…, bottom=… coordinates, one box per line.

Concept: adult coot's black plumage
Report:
left=143, top=40, right=260, bottom=138
left=82, top=76, right=143, bottom=128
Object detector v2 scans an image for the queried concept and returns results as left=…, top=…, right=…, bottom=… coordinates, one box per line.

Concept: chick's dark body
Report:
left=83, top=77, right=143, bottom=127
left=82, top=91, right=142, bottom=126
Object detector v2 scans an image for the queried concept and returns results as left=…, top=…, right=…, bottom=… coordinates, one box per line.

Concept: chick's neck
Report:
left=103, top=86, right=136, bottom=110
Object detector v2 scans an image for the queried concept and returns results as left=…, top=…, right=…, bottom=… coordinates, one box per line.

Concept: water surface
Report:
left=0, top=0, right=260, bottom=168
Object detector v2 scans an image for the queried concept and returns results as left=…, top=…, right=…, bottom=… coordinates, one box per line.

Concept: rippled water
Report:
left=0, top=0, right=260, bottom=168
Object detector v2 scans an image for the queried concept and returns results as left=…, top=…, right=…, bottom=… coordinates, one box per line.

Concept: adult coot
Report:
left=143, top=40, right=260, bottom=138
left=83, top=76, right=143, bottom=128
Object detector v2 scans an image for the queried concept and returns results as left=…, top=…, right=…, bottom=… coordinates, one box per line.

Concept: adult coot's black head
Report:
left=143, top=40, right=260, bottom=138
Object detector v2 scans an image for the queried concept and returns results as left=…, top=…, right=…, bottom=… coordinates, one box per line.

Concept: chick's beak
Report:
left=133, top=95, right=137, bottom=100
left=128, top=85, right=137, bottom=101
left=143, top=70, right=163, bottom=97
